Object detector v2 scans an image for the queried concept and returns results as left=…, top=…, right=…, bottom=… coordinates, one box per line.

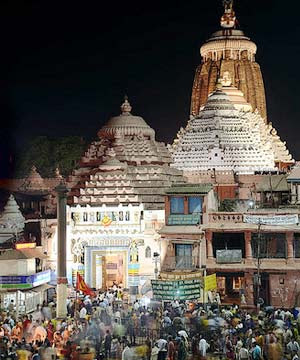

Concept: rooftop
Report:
left=165, top=183, right=213, bottom=195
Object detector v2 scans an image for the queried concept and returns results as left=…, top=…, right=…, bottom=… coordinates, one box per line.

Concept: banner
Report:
left=159, top=271, right=203, bottom=281
left=216, top=250, right=242, bottom=264
left=204, top=273, right=217, bottom=291
left=243, top=214, right=299, bottom=225
left=151, top=279, right=201, bottom=301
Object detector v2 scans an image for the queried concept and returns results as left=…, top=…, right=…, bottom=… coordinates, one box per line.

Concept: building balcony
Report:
left=209, top=212, right=243, bottom=223
left=161, top=256, right=200, bottom=271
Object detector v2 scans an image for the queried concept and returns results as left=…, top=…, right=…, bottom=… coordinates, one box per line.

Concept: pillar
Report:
left=291, top=183, right=297, bottom=204
left=245, top=231, right=253, bottom=259
left=297, top=185, right=300, bottom=203
left=206, top=230, right=213, bottom=259
left=55, top=183, right=68, bottom=318
left=286, top=232, right=294, bottom=260
left=183, top=196, right=188, bottom=214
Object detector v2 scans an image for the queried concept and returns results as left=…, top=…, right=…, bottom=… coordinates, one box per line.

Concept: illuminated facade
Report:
left=44, top=98, right=183, bottom=291
left=190, top=0, right=267, bottom=120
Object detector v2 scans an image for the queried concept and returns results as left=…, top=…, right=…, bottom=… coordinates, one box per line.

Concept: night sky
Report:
left=0, top=0, right=299, bottom=177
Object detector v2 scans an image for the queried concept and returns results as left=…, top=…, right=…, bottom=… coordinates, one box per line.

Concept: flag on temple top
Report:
left=76, top=272, right=95, bottom=297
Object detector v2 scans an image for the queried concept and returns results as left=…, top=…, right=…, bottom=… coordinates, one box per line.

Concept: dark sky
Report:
left=0, top=0, right=299, bottom=177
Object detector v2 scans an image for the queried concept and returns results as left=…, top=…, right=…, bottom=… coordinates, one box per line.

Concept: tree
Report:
left=15, top=136, right=86, bottom=178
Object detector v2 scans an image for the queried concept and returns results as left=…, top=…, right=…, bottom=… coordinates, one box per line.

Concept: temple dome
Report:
left=98, top=98, right=155, bottom=139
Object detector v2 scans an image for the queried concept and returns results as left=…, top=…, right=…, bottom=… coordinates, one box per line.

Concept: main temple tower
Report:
left=190, top=0, right=267, bottom=121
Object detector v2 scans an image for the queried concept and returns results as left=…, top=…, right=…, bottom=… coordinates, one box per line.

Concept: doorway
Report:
left=92, top=250, right=127, bottom=290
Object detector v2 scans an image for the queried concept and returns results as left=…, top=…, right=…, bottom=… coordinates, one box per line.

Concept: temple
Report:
left=190, top=0, right=267, bottom=120
left=170, top=76, right=294, bottom=174
left=1, top=1, right=300, bottom=310
left=49, top=98, right=184, bottom=291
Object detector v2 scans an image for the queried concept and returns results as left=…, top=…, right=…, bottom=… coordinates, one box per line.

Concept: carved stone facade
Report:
left=170, top=85, right=294, bottom=174
left=67, top=98, right=183, bottom=210
left=190, top=3, right=267, bottom=121
left=57, top=98, right=184, bottom=289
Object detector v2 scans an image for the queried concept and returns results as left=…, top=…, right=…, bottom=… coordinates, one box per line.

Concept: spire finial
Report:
left=121, top=95, right=132, bottom=115
left=220, top=0, right=236, bottom=29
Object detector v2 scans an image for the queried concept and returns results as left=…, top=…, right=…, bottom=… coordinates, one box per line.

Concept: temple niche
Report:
left=190, top=1, right=267, bottom=121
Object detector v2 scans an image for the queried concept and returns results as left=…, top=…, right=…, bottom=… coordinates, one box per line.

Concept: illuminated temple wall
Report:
left=44, top=204, right=165, bottom=290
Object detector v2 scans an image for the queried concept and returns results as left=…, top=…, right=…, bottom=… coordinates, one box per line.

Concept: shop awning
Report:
left=32, top=283, right=54, bottom=293
left=19, top=247, right=48, bottom=259
left=0, top=247, right=48, bottom=260
left=159, top=225, right=204, bottom=235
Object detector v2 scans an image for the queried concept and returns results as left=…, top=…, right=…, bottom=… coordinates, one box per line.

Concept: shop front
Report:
left=0, top=270, right=52, bottom=314
left=216, top=271, right=245, bottom=304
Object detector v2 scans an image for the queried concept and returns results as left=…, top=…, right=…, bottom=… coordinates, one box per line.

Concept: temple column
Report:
left=55, top=183, right=68, bottom=318
left=206, top=230, right=213, bottom=259
left=291, top=183, right=297, bottom=204
left=286, top=232, right=294, bottom=260
left=245, top=231, right=253, bottom=259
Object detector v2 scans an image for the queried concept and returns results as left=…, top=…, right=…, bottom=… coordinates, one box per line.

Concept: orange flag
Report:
left=76, top=272, right=95, bottom=297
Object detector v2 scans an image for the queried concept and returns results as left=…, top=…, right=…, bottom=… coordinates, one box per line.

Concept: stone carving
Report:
left=171, top=87, right=294, bottom=173
left=190, top=2, right=266, bottom=121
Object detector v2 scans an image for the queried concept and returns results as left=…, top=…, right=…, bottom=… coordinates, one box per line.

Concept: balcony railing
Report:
left=209, top=212, right=243, bottom=223
left=161, top=256, right=200, bottom=271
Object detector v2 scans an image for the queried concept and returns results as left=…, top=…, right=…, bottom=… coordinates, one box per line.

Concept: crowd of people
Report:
left=1, top=285, right=300, bottom=359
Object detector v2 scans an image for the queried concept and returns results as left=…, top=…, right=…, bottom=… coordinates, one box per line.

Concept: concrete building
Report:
left=159, top=179, right=300, bottom=308
left=0, top=195, right=51, bottom=314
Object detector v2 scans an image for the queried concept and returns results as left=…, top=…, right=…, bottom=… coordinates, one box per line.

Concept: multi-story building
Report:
left=160, top=176, right=300, bottom=308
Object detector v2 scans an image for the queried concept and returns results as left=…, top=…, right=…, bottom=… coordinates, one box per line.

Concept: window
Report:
left=83, top=212, right=88, bottom=222
left=251, top=233, right=286, bottom=258
left=294, top=234, right=300, bottom=258
left=188, top=197, right=202, bottom=214
left=175, top=244, right=193, bottom=269
left=145, top=246, right=151, bottom=258
left=170, top=197, right=184, bottom=214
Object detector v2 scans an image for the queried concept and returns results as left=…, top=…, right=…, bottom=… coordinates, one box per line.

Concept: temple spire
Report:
left=120, top=95, right=132, bottom=115
left=220, top=0, right=236, bottom=29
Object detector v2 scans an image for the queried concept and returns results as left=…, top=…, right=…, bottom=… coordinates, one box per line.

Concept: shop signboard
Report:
left=0, top=270, right=51, bottom=290
left=151, top=278, right=201, bottom=301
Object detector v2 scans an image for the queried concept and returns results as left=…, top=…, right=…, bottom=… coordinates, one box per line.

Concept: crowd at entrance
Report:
left=1, top=285, right=300, bottom=359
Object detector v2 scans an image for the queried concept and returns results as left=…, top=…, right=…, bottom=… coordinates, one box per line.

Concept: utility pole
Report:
left=256, top=221, right=262, bottom=312
left=153, top=252, right=160, bottom=280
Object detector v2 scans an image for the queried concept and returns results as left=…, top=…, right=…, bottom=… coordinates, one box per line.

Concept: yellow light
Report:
left=15, top=242, right=36, bottom=250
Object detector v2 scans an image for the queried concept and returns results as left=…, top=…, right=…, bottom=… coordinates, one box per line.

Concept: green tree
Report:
left=15, top=136, right=86, bottom=178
